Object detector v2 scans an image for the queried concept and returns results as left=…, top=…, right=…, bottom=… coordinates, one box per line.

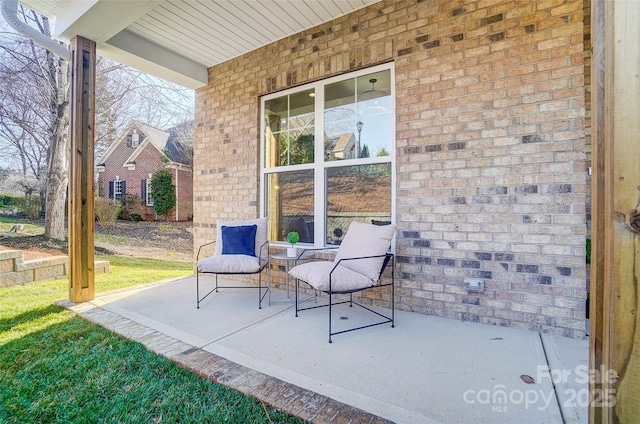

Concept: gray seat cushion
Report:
left=289, top=261, right=374, bottom=292
left=289, top=221, right=396, bottom=292
left=196, top=254, right=261, bottom=274
left=333, top=221, right=396, bottom=280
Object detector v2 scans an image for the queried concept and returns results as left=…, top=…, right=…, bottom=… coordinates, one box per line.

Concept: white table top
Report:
left=270, top=251, right=303, bottom=260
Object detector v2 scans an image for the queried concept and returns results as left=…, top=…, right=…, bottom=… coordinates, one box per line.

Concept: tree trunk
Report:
left=44, top=48, right=69, bottom=240
left=44, top=122, right=68, bottom=240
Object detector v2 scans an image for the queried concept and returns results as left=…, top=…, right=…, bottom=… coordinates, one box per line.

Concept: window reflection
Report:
left=326, top=164, right=392, bottom=245
left=324, top=70, right=392, bottom=162
left=261, top=65, right=394, bottom=246
left=264, top=89, right=315, bottom=167
left=266, top=170, right=315, bottom=243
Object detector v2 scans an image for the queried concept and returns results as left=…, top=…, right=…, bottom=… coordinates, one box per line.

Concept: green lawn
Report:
left=0, top=256, right=304, bottom=423
left=0, top=216, right=44, bottom=236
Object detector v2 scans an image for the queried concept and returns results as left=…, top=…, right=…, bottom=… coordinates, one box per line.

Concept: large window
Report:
left=261, top=64, right=394, bottom=246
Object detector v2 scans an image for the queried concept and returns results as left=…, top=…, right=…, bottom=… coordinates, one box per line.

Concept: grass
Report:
left=94, top=233, right=135, bottom=245
left=0, top=216, right=44, bottom=236
left=0, top=256, right=304, bottom=424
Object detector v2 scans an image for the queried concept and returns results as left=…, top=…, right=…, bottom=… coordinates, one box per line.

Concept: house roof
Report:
left=98, top=120, right=192, bottom=167
left=165, top=120, right=194, bottom=165
left=331, top=133, right=355, bottom=153
left=138, top=121, right=170, bottom=150
left=17, top=0, right=381, bottom=89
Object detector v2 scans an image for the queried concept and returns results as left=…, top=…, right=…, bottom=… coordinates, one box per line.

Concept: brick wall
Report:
left=173, top=167, right=193, bottom=221
left=98, top=139, right=165, bottom=198
left=98, top=138, right=192, bottom=221
left=193, top=0, right=588, bottom=337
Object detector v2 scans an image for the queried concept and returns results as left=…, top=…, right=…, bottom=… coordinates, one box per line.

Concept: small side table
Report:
left=268, top=251, right=301, bottom=306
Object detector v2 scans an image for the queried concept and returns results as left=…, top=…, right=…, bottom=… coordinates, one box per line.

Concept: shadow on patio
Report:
left=62, top=275, right=588, bottom=424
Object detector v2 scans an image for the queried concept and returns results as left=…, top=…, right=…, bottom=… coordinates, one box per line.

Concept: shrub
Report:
left=150, top=169, right=176, bottom=219
left=95, top=196, right=121, bottom=227
left=118, top=209, right=131, bottom=221
left=0, top=194, right=21, bottom=207
left=119, top=194, right=145, bottom=221
left=17, top=196, right=42, bottom=220
left=120, top=194, right=142, bottom=210
left=130, top=213, right=142, bottom=222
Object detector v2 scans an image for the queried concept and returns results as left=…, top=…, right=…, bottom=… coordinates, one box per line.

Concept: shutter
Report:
left=120, top=181, right=127, bottom=199
left=108, top=181, right=114, bottom=199
left=126, top=134, right=132, bottom=147
left=141, top=180, right=146, bottom=205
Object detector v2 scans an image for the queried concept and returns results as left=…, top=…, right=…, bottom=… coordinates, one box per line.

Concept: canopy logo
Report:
left=462, top=365, right=618, bottom=413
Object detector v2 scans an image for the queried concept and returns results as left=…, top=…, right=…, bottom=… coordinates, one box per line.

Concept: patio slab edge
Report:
left=58, top=299, right=394, bottom=424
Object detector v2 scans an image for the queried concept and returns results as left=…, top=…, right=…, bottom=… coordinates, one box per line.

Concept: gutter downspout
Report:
left=1, top=0, right=70, bottom=59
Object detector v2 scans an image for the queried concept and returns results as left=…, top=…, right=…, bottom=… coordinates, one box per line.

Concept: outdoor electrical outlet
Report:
left=464, top=278, right=484, bottom=293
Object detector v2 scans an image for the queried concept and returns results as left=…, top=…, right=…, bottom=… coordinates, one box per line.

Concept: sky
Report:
left=0, top=11, right=194, bottom=173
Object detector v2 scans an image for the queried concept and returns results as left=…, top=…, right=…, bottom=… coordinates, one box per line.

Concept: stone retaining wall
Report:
left=0, top=250, right=109, bottom=287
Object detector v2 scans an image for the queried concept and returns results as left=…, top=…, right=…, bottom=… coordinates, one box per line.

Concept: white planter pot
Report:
left=287, top=247, right=297, bottom=257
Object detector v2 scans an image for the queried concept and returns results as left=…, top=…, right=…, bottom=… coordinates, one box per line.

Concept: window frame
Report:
left=113, top=180, right=123, bottom=200
left=146, top=179, right=153, bottom=206
left=131, top=130, right=141, bottom=147
left=260, top=63, right=396, bottom=248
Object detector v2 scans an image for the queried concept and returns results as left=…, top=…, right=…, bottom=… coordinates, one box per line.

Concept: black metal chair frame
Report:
left=196, top=240, right=269, bottom=309
left=294, top=250, right=395, bottom=343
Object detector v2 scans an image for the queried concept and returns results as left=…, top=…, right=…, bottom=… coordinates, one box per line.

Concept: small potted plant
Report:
left=286, top=231, right=300, bottom=257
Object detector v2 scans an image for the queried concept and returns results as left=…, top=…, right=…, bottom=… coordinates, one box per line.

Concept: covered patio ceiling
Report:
left=19, top=0, right=382, bottom=89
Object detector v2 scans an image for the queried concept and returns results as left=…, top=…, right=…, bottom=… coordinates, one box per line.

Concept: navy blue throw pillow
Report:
left=221, top=225, right=257, bottom=256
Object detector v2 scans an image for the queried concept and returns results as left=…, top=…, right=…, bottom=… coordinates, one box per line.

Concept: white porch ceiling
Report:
left=18, top=0, right=381, bottom=89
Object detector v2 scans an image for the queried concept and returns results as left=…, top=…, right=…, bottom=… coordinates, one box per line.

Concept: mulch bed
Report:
left=0, top=220, right=193, bottom=259
left=0, top=233, right=113, bottom=256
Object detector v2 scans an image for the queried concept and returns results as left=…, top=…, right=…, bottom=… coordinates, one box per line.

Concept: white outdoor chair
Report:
left=195, top=217, right=269, bottom=309
left=289, top=221, right=396, bottom=342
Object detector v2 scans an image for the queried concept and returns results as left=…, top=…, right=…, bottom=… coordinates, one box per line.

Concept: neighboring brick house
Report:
left=96, top=120, right=193, bottom=221
left=194, top=0, right=590, bottom=338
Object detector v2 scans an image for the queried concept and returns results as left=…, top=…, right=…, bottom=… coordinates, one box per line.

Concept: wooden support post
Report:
left=68, top=36, right=96, bottom=303
left=590, top=1, right=640, bottom=423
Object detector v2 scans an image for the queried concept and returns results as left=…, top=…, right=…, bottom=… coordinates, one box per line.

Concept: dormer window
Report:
left=131, top=130, right=140, bottom=147
left=127, top=129, right=142, bottom=147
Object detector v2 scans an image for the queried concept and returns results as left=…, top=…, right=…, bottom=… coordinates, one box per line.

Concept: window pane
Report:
left=264, top=89, right=315, bottom=167
left=326, top=164, right=392, bottom=245
left=266, top=170, right=314, bottom=243
left=324, top=70, right=392, bottom=161
left=262, top=65, right=394, bottom=247
left=146, top=179, right=153, bottom=206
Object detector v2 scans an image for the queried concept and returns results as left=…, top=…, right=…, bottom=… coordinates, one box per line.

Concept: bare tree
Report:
left=0, top=4, right=194, bottom=240
left=167, top=119, right=194, bottom=167
left=0, top=6, right=67, bottom=237
left=93, top=59, right=194, bottom=160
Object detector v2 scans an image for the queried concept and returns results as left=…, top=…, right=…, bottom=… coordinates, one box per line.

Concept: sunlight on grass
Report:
left=0, top=256, right=303, bottom=424
left=95, top=255, right=193, bottom=292
left=1, top=256, right=193, bottom=345
left=0, top=217, right=44, bottom=235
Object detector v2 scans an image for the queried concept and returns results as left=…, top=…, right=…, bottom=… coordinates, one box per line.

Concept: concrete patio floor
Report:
left=63, top=275, right=589, bottom=424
